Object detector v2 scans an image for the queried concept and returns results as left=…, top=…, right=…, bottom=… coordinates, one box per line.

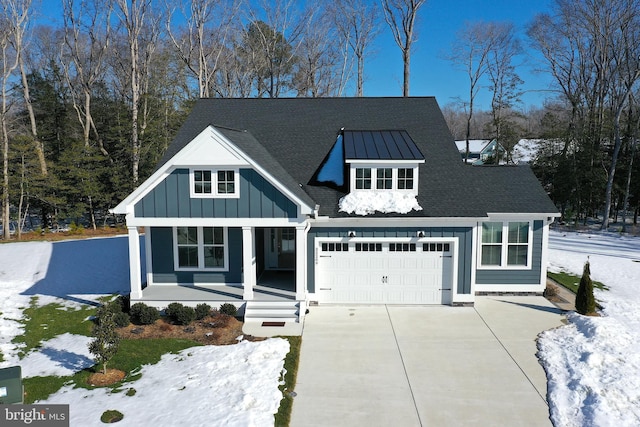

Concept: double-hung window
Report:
left=175, top=226, right=227, bottom=270
left=480, top=221, right=531, bottom=268
left=191, top=169, right=238, bottom=198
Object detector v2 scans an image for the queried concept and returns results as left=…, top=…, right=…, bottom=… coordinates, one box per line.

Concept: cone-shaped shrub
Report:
left=575, top=260, right=596, bottom=315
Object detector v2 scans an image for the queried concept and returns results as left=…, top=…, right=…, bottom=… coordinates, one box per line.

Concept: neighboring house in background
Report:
left=455, top=139, right=507, bottom=165
left=112, top=98, right=559, bottom=327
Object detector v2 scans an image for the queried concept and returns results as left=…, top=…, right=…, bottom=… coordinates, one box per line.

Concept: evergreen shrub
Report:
left=219, top=303, right=237, bottom=317
left=165, top=302, right=196, bottom=325
left=130, top=303, right=159, bottom=325
left=195, top=303, right=212, bottom=320
left=576, top=260, right=596, bottom=315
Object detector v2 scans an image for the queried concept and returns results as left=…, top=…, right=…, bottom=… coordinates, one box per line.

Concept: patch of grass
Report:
left=23, top=338, right=201, bottom=403
left=100, top=409, right=124, bottom=423
left=12, top=297, right=96, bottom=358
left=275, top=336, right=302, bottom=426
left=548, top=271, right=608, bottom=293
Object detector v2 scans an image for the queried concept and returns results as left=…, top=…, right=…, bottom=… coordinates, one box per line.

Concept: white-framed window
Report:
left=397, top=168, right=414, bottom=190
left=174, top=226, right=228, bottom=271
left=479, top=221, right=532, bottom=268
left=350, top=165, right=419, bottom=192
left=190, top=168, right=239, bottom=198
left=376, top=168, right=392, bottom=189
left=355, top=168, right=372, bottom=189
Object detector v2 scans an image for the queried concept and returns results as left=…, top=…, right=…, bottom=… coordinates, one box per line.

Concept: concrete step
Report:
left=244, top=300, right=301, bottom=323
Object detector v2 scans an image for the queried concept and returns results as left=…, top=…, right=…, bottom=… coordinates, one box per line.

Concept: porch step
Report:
left=244, top=300, right=301, bottom=324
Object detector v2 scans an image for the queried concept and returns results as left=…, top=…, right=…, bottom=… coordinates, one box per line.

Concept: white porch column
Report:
left=127, top=226, right=143, bottom=299
left=242, top=226, right=256, bottom=300
left=295, top=225, right=307, bottom=302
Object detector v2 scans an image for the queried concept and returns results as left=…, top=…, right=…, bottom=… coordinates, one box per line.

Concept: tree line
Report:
left=1, top=0, right=639, bottom=239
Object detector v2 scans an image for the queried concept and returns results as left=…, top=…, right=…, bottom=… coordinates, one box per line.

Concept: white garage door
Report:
left=315, top=240, right=454, bottom=304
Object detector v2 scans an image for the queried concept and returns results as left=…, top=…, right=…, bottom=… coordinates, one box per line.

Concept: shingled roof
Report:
left=159, top=97, right=558, bottom=218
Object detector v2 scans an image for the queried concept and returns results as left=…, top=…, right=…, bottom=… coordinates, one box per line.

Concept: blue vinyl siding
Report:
left=135, top=168, right=298, bottom=218
left=475, top=220, right=544, bottom=285
left=306, top=227, right=473, bottom=295
left=149, top=227, right=242, bottom=284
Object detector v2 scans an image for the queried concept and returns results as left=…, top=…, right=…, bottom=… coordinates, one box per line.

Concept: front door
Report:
left=266, top=228, right=295, bottom=270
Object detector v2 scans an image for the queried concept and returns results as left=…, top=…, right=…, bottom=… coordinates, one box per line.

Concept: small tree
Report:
left=89, top=306, right=121, bottom=374
left=575, top=260, right=596, bottom=315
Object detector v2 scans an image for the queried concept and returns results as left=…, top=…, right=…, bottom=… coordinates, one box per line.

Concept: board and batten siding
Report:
left=149, top=227, right=243, bottom=284
left=134, top=168, right=298, bottom=218
left=475, top=220, right=544, bottom=285
left=306, top=227, right=473, bottom=295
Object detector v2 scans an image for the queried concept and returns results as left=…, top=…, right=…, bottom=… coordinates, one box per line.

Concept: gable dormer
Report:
left=343, top=130, right=425, bottom=193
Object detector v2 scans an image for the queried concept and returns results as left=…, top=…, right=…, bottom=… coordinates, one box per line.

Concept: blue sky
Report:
left=367, top=0, right=555, bottom=109
left=37, top=0, right=555, bottom=110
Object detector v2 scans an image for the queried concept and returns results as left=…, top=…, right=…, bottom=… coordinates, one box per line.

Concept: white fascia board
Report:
left=309, top=217, right=484, bottom=228
left=347, top=159, right=425, bottom=164
left=125, top=215, right=308, bottom=228
left=486, top=212, right=561, bottom=220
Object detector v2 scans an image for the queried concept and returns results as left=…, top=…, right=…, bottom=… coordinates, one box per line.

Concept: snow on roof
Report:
left=338, top=191, right=422, bottom=215
left=454, top=139, right=491, bottom=153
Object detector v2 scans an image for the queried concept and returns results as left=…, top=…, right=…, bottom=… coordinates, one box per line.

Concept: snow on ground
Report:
left=44, top=339, right=289, bottom=427
left=543, top=230, right=640, bottom=426
left=339, top=191, right=422, bottom=215
left=0, top=236, right=289, bottom=426
left=4, top=231, right=640, bottom=426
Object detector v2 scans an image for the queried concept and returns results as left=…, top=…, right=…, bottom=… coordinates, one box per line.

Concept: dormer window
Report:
left=397, top=168, right=414, bottom=190
left=355, top=168, right=372, bottom=189
left=342, top=130, right=424, bottom=194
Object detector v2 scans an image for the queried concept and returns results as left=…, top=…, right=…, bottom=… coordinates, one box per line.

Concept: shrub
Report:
left=112, top=312, right=130, bottom=328
left=89, top=308, right=120, bottom=374
left=219, top=303, right=237, bottom=317
left=195, top=303, right=212, bottom=320
left=576, top=260, right=596, bottom=315
left=165, top=302, right=196, bottom=325
left=69, top=222, right=85, bottom=235
left=544, top=283, right=558, bottom=299
left=129, top=303, right=159, bottom=325
left=111, top=294, right=130, bottom=313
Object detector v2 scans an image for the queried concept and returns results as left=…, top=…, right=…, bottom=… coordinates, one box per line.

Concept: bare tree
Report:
left=1, top=0, right=30, bottom=240
left=446, top=21, right=499, bottom=163
left=381, top=0, right=427, bottom=97
left=328, top=0, right=380, bottom=97
left=485, top=22, right=523, bottom=162
left=113, top=0, right=161, bottom=186
left=62, top=0, right=113, bottom=155
left=166, top=0, right=241, bottom=98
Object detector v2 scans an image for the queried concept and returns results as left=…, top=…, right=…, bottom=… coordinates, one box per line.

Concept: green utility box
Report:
left=0, top=366, right=23, bottom=404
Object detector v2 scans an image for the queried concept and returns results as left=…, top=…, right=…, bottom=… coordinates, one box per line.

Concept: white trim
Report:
left=347, top=159, right=425, bottom=164
left=190, top=168, right=240, bottom=199
left=128, top=226, right=142, bottom=299
left=124, top=215, right=308, bottom=228
left=476, top=220, right=534, bottom=270
left=540, top=219, right=552, bottom=287
left=172, top=226, right=229, bottom=272
left=349, top=163, right=420, bottom=193
left=486, top=212, right=560, bottom=219
left=242, top=226, right=256, bottom=300
left=309, top=216, right=483, bottom=228
left=295, top=225, right=308, bottom=302
left=144, top=227, right=154, bottom=287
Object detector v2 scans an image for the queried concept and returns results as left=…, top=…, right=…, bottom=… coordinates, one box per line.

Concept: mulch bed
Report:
left=117, top=313, right=263, bottom=346
left=88, top=369, right=126, bottom=386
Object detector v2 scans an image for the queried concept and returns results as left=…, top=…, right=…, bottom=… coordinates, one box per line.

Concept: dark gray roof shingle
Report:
left=158, top=97, right=558, bottom=218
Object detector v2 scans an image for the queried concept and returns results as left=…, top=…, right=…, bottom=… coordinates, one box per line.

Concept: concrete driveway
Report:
left=290, top=296, right=565, bottom=427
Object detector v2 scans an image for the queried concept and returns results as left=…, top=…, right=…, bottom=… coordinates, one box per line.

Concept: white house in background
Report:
left=112, top=98, right=559, bottom=330
left=455, top=139, right=506, bottom=164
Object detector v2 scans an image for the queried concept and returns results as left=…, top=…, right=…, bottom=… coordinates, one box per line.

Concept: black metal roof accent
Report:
left=343, top=130, right=424, bottom=161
